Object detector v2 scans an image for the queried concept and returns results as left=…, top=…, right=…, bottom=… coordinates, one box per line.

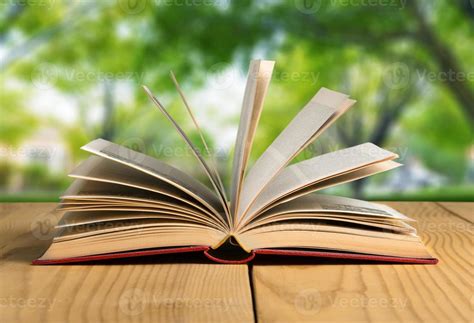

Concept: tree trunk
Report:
left=408, top=0, right=474, bottom=123
left=351, top=178, right=366, bottom=200
left=101, top=80, right=115, bottom=141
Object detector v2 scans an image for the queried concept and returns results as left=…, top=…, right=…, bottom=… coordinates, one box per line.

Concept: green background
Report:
left=1, top=0, right=473, bottom=202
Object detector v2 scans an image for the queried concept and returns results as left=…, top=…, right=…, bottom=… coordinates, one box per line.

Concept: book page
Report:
left=81, top=139, right=227, bottom=225
left=261, top=193, right=412, bottom=221
left=169, top=71, right=227, bottom=198
left=236, top=88, right=355, bottom=222
left=142, top=86, right=231, bottom=223
left=68, top=154, right=221, bottom=220
left=39, top=225, right=226, bottom=260
left=57, top=210, right=217, bottom=228
left=241, top=193, right=414, bottom=232
left=236, top=222, right=432, bottom=259
left=70, top=155, right=201, bottom=202
left=230, top=60, right=275, bottom=222
left=238, top=143, right=397, bottom=227
left=269, top=160, right=400, bottom=211
left=243, top=214, right=415, bottom=234
left=61, top=197, right=205, bottom=217
left=60, top=194, right=220, bottom=232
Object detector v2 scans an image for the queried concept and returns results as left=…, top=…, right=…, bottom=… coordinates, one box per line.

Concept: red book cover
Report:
left=32, top=246, right=438, bottom=265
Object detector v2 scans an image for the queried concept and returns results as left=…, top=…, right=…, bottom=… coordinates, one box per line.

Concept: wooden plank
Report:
left=438, top=202, right=473, bottom=223
left=252, top=202, right=473, bottom=322
left=0, top=203, right=254, bottom=323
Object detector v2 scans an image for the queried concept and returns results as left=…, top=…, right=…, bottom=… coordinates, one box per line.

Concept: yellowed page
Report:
left=39, top=227, right=226, bottom=260
left=62, top=179, right=227, bottom=231
left=56, top=210, right=218, bottom=229
left=61, top=197, right=205, bottom=218
left=81, top=139, right=227, bottom=226
left=237, top=226, right=431, bottom=259
left=65, top=156, right=222, bottom=221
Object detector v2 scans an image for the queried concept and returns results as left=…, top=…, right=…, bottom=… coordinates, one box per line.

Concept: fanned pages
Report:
left=236, top=88, right=355, bottom=223
left=142, top=85, right=231, bottom=224
left=169, top=71, right=227, bottom=200
left=33, top=60, right=437, bottom=265
left=236, top=143, right=400, bottom=229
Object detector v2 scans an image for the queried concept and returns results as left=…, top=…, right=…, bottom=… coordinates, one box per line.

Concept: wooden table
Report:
left=0, top=202, right=472, bottom=322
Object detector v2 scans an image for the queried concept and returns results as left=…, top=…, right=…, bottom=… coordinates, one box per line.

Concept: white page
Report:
left=239, top=143, right=397, bottom=223
left=169, top=71, right=227, bottom=198
left=237, top=87, right=355, bottom=221
left=260, top=193, right=412, bottom=221
left=230, top=60, right=275, bottom=222
left=268, top=160, right=401, bottom=212
left=142, top=86, right=231, bottom=222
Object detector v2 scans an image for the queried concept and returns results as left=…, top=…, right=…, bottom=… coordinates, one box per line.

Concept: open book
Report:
left=34, top=60, right=437, bottom=265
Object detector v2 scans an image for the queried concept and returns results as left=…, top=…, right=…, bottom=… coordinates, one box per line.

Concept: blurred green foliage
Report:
left=0, top=0, right=473, bottom=201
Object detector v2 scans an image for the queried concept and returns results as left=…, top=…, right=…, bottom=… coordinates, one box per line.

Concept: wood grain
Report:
left=438, top=202, right=473, bottom=223
left=2, top=202, right=472, bottom=322
left=0, top=203, right=254, bottom=323
left=252, top=202, right=474, bottom=322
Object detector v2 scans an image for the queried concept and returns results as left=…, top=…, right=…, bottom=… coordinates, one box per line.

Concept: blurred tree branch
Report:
left=335, top=77, right=418, bottom=197
left=0, top=3, right=97, bottom=70
left=407, top=0, right=474, bottom=123
left=280, top=1, right=473, bottom=124
left=0, top=3, right=26, bottom=42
